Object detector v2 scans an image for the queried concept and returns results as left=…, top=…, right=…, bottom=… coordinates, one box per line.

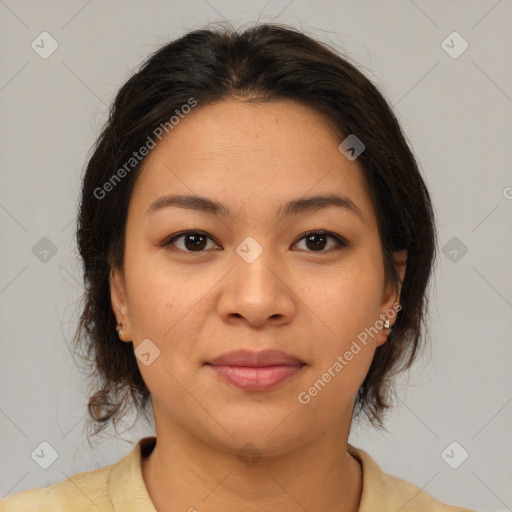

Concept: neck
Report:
left=141, top=418, right=362, bottom=512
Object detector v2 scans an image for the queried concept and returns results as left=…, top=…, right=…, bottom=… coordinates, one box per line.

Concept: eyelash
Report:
left=161, top=230, right=348, bottom=254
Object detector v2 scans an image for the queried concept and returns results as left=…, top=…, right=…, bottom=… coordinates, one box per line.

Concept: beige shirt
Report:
left=1, top=436, right=477, bottom=511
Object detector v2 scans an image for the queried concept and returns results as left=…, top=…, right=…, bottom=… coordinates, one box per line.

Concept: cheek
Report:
left=125, top=242, right=182, bottom=308
left=294, top=294, right=378, bottom=428
left=123, top=249, right=200, bottom=345
left=295, top=255, right=384, bottom=401
left=124, top=263, right=207, bottom=403
left=297, top=345, right=373, bottom=426
left=300, top=255, right=384, bottom=342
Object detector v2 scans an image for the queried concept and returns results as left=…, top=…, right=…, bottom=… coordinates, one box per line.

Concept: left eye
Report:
left=293, top=231, right=347, bottom=252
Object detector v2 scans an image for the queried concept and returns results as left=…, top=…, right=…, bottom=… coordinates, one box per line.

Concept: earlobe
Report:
left=377, top=250, right=407, bottom=347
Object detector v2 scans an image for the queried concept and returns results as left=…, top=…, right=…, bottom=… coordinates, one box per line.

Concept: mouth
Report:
left=205, top=349, right=307, bottom=392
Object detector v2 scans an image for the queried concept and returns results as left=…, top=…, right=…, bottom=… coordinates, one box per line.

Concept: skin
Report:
left=110, top=98, right=406, bottom=512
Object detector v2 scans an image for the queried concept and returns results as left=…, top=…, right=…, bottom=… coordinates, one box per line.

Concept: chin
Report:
left=202, top=417, right=312, bottom=459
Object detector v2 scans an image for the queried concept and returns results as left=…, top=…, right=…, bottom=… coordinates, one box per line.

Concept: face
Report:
left=110, top=99, right=406, bottom=456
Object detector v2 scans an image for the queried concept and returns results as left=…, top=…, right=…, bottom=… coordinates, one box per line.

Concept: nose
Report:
left=216, top=246, right=297, bottom=328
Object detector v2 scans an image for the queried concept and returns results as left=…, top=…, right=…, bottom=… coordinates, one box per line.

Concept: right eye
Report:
left=162, top=231, right=222, bottom=253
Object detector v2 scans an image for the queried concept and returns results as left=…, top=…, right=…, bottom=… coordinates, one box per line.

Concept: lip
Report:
left=206, top=349, right=306, bottom=392
left=207, top=349, right=305, bottom=367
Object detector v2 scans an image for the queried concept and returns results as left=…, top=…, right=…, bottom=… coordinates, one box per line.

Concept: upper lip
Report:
left=207, top=349, right=306, bottom=367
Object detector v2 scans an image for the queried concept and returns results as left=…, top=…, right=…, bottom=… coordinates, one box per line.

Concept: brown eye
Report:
left=183, top=233, right=207, bottom=251
left=164, top=231, right=220, bottom=252
left=305, top=233, right=328, bottom=251
left=293, top=231, right=347, bottom=252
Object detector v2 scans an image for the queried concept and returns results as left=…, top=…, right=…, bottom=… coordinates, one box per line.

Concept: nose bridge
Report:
left=233, top=236, right=280, bottom=299
left=217, top=235, right=295, bottom=325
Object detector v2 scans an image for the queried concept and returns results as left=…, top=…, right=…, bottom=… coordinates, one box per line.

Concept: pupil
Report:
left=185, top=234, right=207, bottom=251
left=306, top=234, right=327, bottom=251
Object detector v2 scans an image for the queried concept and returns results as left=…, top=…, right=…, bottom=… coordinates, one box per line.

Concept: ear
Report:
left=376, top=250, right=407, bottom=347
left=110, top=266, right=132, bottom=342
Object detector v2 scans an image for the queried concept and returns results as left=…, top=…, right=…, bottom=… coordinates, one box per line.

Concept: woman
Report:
left=1, top=23, right=476, bottom=511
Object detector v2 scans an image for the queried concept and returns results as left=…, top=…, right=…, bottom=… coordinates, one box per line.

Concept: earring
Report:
left=383, top=319, right=391, bottom=329
left=116, top=321, right=125, bottom=337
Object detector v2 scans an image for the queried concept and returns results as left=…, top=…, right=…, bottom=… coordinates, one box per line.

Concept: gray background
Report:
left=1, top=1, right=511, bottom=510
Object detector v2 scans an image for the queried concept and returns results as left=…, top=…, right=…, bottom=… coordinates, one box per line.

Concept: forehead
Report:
left=131, top=99, right=375, bottom=226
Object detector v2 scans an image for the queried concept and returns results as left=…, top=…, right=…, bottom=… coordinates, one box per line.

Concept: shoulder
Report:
left=0, top=463, right=115, bottom=512
left=347, top=444, right=480, bottom=512
left=0, top=437, right=156, bottom=512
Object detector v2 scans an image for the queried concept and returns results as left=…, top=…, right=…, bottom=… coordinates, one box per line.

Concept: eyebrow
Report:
left=145, top=193, right=364, bottom=223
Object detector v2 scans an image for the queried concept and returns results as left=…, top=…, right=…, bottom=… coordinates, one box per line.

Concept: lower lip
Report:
left=208, top=364, right=305, bottom=391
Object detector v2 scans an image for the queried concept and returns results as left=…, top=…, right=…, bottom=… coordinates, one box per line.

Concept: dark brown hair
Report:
left=73, top=21, right=437, bottom=439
